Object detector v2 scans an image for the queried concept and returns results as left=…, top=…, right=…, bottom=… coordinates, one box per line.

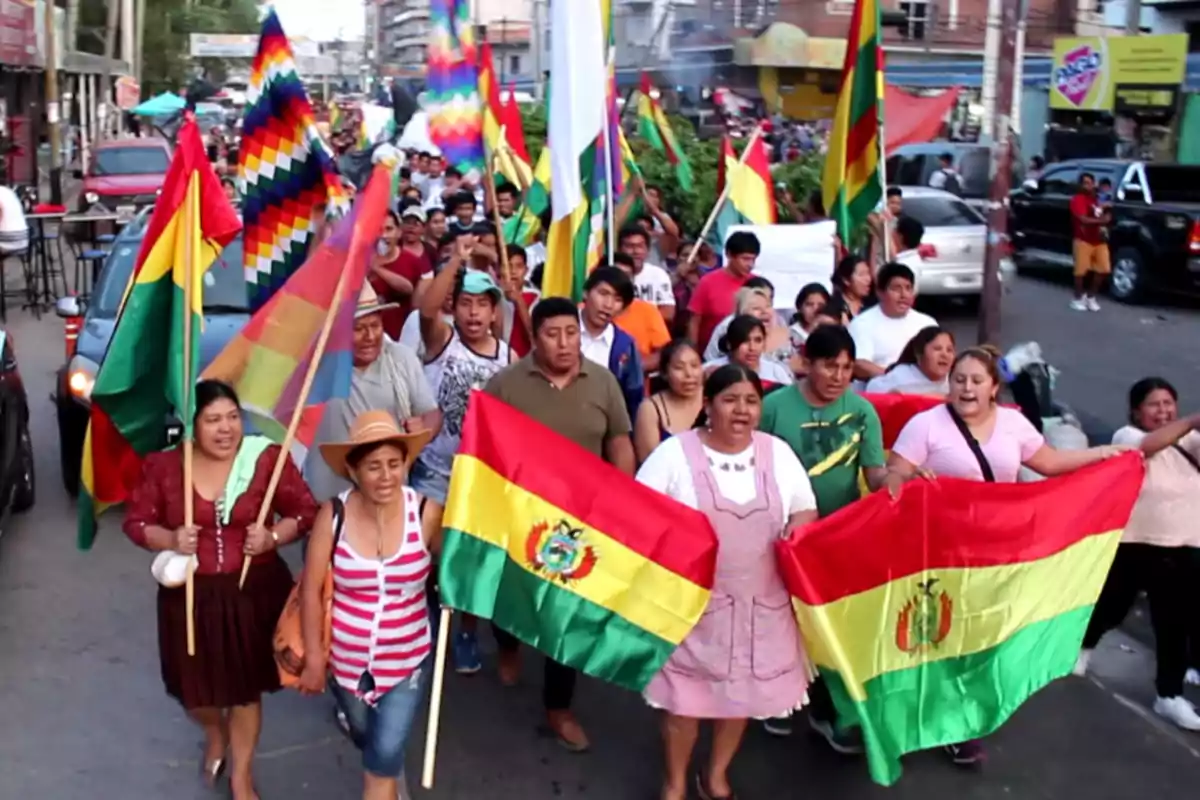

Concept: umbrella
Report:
left=132, top=92, right=186, bottom=117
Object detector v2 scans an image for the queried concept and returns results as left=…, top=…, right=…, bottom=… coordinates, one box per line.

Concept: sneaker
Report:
left=944, top=739, right=987, bottom=766
left=1086, top=295, right=1101, bottom=312
left=807, top=715, right=865, bottom=755
left=1153, top=696, right=1200, bottom=731
left=1073, top=648, right=1093, bottom=677
left=762, top=716, right=793, bottom=737
left=453, top=631, right=482, bottom=675
left=1069, top=298, right=1089, bottom=311
left=1185, top=668, right=1200, bottom=687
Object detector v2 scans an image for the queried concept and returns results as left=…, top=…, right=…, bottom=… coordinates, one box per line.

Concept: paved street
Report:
left=2, top=273, right=1199, bottom=799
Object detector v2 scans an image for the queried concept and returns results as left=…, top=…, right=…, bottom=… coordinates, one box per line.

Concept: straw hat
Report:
left=319, top=410, right=433, bottom=479
left=355, top=282, right=400, bottom=320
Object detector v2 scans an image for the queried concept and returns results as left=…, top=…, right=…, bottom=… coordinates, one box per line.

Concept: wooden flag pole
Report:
left=685, top=125, right=764, bottom=268
left=421, top=607, right=453, bottom=789
left=238, top=251, right=355, bottom=590
left=483, top=132, right=513, bottom=287
left=181, top=178, right=198, bottom=658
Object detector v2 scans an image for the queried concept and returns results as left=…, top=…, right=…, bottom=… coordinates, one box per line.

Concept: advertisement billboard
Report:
left=1050, top=34, right=1188, bottom=112
left=0, top=0, right=37, bottom=68
left=189, top=33, right=321, bottom=59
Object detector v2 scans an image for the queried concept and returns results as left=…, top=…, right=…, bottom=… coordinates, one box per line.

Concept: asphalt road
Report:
left=1, top=273, right=1199, bottom=799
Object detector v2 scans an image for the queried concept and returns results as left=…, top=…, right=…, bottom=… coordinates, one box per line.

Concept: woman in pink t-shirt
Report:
left=884, top=346, right=1129, bottom=767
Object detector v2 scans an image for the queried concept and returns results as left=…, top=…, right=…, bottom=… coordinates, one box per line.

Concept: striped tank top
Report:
left=329, top=488, right=432, bottom=704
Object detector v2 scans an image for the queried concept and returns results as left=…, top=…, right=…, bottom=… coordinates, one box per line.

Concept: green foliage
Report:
left=517, top=106, right=826, bottom=234
left=76, top=0, right=261, bottom=96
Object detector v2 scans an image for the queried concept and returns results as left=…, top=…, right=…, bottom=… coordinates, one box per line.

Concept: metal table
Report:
left=23, top=211, right=68, bottom=314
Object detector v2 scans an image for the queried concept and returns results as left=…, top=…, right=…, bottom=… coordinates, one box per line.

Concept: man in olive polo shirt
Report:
left=483, top=296, right=636, bottom=753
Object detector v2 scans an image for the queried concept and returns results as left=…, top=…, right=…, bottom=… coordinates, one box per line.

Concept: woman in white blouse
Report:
left=1076, top=377, right=1200, bottom=731
left=865, top=326, right=955, bottom=396
left=637, top=364, right=818, bottom=800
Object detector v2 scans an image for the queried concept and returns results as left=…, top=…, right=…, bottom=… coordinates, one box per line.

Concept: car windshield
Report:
left=89, top=236, right=248, bottom=319
left=901, top=197, right=984, bottom=228
left=93, top=147, right=171, bottom=176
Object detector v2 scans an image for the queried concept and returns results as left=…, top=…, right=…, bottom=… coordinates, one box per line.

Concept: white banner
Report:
left=724, top=222, right=840, bottom=311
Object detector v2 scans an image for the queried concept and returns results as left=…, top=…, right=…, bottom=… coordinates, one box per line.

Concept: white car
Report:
left=895, top=186, right=1014, bottom=298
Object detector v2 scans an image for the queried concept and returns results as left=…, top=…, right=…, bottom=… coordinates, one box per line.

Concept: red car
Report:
left=77, top=138, right=173, bottom=220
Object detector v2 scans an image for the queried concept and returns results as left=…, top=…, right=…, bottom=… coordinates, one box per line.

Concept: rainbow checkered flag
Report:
left=240, top=9, right=348, bottom=311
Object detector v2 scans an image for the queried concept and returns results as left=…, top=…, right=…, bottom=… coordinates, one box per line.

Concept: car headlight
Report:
left=67, top=353, right=99, bottom=401
left=84, top=191, right=99, bottom=204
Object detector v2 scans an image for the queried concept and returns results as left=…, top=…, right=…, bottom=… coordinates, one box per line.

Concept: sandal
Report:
left=198, top=755, right=226, bottom=791
left=695, top=771, right=738, bottom=800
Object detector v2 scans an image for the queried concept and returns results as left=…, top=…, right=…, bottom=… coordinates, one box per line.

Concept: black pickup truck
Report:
left=1009, top=159, right=1200, bottom=303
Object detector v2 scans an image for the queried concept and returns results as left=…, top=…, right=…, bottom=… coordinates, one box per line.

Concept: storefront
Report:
left=1047, top=33, right=1188, bottom=162
left=0, top=0, right=42, bottom=184
left=732, top=22, right=846, bottom=121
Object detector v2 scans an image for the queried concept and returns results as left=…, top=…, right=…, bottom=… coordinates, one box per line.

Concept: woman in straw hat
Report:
left=298, top=410, right=440, bottom=800
left=123, top=380, right=318, bottom=799
left=303, top=283, right=442, bottom=503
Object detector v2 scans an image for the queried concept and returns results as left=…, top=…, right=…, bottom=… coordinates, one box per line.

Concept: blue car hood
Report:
left=75, top=311, right=248, bottom=373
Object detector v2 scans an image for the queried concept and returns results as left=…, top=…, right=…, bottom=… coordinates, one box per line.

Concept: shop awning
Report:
left=132, top=92, right=186, bottom=117
left=734, top=22, right=845, bottom=70
left=885, top=85, right=962, bottom=154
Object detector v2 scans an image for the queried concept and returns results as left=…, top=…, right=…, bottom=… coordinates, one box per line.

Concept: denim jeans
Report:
left=409, top=459, right=449, bottom=505
left=329, top=658, right=431, bottom=778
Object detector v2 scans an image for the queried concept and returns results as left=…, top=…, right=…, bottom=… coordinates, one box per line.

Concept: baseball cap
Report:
left=400, top=205, right=427, bottom=223
left=462, top=270, right=503, bottom=301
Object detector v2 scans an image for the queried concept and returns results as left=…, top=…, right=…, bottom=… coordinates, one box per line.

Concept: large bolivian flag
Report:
left=78, top=117, right=242, bottom=548
left=440, top=391, right=719, bottom=691
left=777, top=453, right=1144, bottom=785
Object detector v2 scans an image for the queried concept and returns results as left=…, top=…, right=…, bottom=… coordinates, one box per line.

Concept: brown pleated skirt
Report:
left=157, top=556, right=295, bottom=710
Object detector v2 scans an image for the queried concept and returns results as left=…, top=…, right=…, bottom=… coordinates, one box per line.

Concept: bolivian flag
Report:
left=777, top=453, right=1145, bottom=785
left=440, top=392, right=719, bottom=691
left=78, top=117, right=241, bottom=548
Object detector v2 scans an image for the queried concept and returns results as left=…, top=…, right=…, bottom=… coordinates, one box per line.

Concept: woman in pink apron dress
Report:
left=637, top=364, right=820, bottom=800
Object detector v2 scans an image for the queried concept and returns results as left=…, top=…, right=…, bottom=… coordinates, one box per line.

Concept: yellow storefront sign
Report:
left=1051, top=34, right=1188, bottom=111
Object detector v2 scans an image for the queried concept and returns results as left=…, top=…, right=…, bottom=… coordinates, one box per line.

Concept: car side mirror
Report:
left=1022, top=178, right=1040, bottom=193
left=55, top=295, right=84, bottom=318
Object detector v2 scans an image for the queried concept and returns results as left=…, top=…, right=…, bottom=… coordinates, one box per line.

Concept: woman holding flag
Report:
left=123, top=381, right=318, bottom=797
left=637, top=364, right=818, bottom=800
left=884, top=346, right=1132, bottom=766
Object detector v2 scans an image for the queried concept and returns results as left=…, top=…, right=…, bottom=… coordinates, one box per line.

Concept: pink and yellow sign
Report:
left=1051, top=34, right=1187, bottom=111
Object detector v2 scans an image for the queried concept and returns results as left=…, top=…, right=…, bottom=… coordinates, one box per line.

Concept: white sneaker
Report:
left=1086, top=296, right=1101, bottom=312
left=1069, top=298, right=1089, bottom=311
left=1185, top=668, right=1200, bottom=687
left=1073, top=649, right=1093, bottom=677
left=1153, top=696, right=1200, bottom=731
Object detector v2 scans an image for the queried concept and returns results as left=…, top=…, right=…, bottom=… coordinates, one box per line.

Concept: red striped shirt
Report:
left=329, top=488, right=432, bottom=703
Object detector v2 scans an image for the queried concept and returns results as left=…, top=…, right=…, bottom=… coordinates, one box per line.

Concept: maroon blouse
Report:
left=123, top=445, right=319, bottom=575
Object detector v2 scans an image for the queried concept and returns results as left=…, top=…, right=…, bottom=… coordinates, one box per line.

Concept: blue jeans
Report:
left=328, top=658, right=431, bottom=778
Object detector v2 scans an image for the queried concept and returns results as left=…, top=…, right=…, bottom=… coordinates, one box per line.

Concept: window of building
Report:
left=509, top=55, right=521, bottom=75
left=899, top=0, right=928, bottom=41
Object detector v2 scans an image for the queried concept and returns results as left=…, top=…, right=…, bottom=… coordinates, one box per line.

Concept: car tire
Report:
left=1109, top=247, right=1147, bottom=304
left=12, top=423, right=34, bottom=513
left=58, top=401, right=85, bottom=497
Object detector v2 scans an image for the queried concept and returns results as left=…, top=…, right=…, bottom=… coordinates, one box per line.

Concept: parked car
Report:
left=75, top=138, right=172, bottom=223
left=887, top=142, right=1024, bottom=214
left=0, top=324, right=35, bottom=530
left=1009, top=159, right=1200, bottom=302
left=894, top=186, right=1014, bottom=300
left=54, top=210, right=249, bottom=496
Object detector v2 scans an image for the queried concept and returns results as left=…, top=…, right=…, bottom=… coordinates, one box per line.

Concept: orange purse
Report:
left=274, top=499, right=345, bottom=689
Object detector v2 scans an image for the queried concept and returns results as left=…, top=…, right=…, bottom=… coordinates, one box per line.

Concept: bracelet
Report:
left=271, top=529, right=280, bottom=546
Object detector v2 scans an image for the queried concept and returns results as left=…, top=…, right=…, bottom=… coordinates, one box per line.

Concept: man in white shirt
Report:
left=578, top=266, right=645, bottom=422
left=618, top=225, right=675, bottom=326
left=848, top=261, right=938, bottom=381
left=0, top=185, right=30, bottom=254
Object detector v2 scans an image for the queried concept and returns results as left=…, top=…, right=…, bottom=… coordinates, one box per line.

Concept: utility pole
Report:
left=977, top=0, right=1026, bottom=345
left=533, top=0, right=543, bottom=101
left=1125, top=0, right=1142, bottom=34
left=134, top=0, right=146, bottom=86
left=44, top=0, right=63, bottom=204
left=499, top=17, right=508, bottom=88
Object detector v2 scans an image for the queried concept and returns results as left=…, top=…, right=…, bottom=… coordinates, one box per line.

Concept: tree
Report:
left=76, top=0, right=262, bottom=96
left=520, top=106, right=824, bottom=235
